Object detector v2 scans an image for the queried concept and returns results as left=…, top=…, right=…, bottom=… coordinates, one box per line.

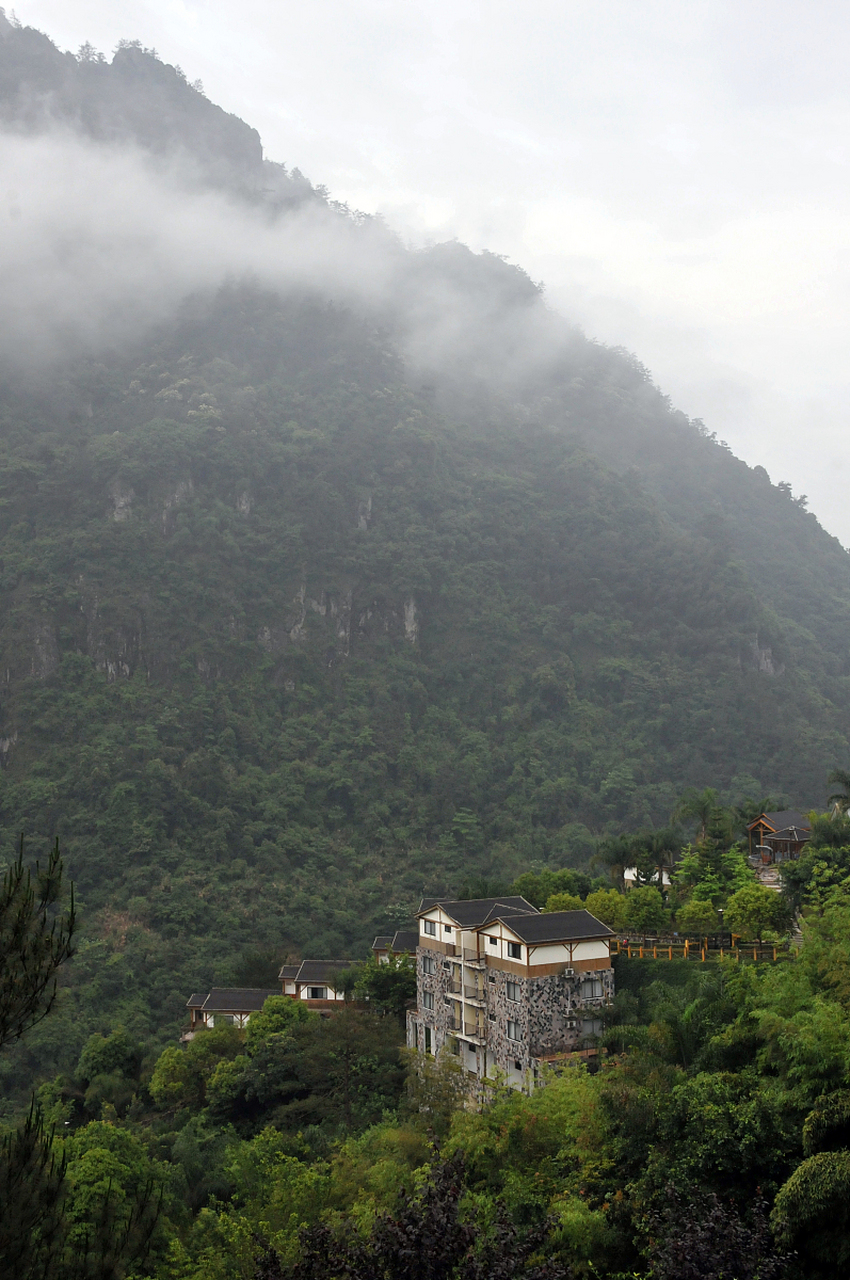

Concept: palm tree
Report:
left=827, top=768, right=850, bottom=815
left=673, top=787, right=719, bottom=843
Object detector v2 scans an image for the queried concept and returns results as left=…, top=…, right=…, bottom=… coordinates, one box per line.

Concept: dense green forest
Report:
left=0, top=13, right=849, bottom=1089
left=3, top=18, right=850, bottom=1273
left=8, top=813, right=850, bottom=1278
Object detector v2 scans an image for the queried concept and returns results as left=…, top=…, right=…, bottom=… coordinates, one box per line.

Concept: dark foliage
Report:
left=648, top=1186, right=792, bottom=1280
left=0, top=1099, right=67, bottom=1279
left=257, top=1154, right=573, bottom=1280
left=0, top=837, right=75, bottom=1051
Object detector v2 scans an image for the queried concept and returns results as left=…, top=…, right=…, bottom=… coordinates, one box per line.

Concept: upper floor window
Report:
left=422, top=955, right=436, bottom=975
left=443, top=924, right=452, bottom=934
left=423, top=920, right=436, bottom=936
left=488, top=936, right=498, bottom=946
left=581, top=977, right=603, bottom=999
left=308, top=987, right=326, bottom=1000
left=507, top=942, right=522, bottom=960
left=506, top=980, right=521, bottom=1002
left=422, top=991, right=434, bottom=1010
left=507, top=1020, right=521, bottom=1041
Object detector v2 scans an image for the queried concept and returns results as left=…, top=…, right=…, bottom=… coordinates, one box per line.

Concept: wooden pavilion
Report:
left=746, top=810, right=811, bottom=863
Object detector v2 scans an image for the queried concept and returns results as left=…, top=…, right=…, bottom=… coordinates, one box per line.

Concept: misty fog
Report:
left=1, top=125, right=592, bottom=403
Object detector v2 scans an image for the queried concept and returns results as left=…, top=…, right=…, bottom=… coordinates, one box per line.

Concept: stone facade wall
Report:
left=409, top=946, right=614, bottom=1084
left=409, top=948, right=460, bottom=1053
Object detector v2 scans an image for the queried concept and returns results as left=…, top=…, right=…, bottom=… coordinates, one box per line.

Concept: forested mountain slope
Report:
left=0, top=17, right=848, bottom=1074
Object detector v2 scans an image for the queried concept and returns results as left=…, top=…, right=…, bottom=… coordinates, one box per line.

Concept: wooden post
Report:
left=653, top=945, right=657, bottom=959
left=668, top=946, right=672, bottom=960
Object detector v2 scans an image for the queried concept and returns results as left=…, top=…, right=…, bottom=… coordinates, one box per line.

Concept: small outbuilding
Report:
left=746, top=810, right=811, bottom=863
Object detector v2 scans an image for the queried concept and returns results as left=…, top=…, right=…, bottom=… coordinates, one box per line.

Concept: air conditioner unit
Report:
left=564, top=967, right=574, bottom=976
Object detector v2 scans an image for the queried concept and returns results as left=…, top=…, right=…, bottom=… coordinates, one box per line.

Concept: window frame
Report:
left=423, top=919, right=437, bottom=936
left=507, top=941, right=522, bottom=960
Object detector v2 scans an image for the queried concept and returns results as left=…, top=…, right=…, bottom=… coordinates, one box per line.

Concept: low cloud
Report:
left=0, top=129, right=411, bottom=368
left=0, top=127, right=579, bottom=396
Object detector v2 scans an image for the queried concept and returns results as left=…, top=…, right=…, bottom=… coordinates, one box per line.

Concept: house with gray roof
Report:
left=746, top=810, right=811, bottom=862
left=408, top=896, right=613, bottom=1090
left=372, top=929, right=419, bottom=963
left=278, top=959, right=353, bottom=1005
left=186, top=987, right=280, bottom=1034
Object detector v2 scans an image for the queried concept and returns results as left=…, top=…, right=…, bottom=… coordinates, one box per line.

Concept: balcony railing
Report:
left=447, top=1018, right=463, bottom=1033
left=462, top=948, right=485, bottom=965
left=464, top=1022, right=485, bottom=1040
left=463, top=985, right=485, bottom=1002
left=447, top=981, right=462, bottom=994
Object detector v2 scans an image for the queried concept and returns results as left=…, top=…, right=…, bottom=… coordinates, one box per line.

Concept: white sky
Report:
left=13, top=0, right=850, bottom=544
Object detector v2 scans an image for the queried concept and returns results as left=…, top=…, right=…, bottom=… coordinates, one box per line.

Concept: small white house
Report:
left=277, top=959, right=352, bottom=1003
left=186, top=987, right=280, bottom=1033
left=372, top=929, right=418, bottom=964
left=623, top=866, right=671, bottom=888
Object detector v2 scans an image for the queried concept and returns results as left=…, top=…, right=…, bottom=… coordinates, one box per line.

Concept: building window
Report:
left=488, top=973, right=496, bottom=983
left=422, top=956, right=436, bottom=975
left=488, top=1011, right=495, bottom=1021
left=444, top=924, right=452, bottom=934
left=488, top=936, right=497, bottom=946
left=507, top=942, right=522, bottom=960
left=514, top=1060, right=523, bottom=1071
left=422, top=991, right=434, bottom=1011
left=452, top=1039, right=460, bottom=1055
left=507, top=1020, right=521, bottom=1041
left=581, top=977, right=603, bottom=999
left=308, top=987, right=326, bottom=1000
left=424, top=1027, right=432, bottom=1053
left=506, top=980, right=521, bottom=1002
left=423, top=920, right=436, bottom=936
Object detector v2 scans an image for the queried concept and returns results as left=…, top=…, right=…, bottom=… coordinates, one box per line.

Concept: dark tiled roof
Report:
left=747, top=810, right=810, bottom=833
left=417, top=896, right=538, bottom=928
left=186, top=992, right=207, bottom=1008
left=201, top=988, right=280, bottom=1012
left=497, top=910, right=613, bottom=944
left=372, top=935, right=393, bottom=950
left=390, top=930, right=418, bottom=952
left=766, top=826, right=810, bottom=841
left=296, top=960, right=353, bottom=984
left=278, top=964, right=300, bottom=981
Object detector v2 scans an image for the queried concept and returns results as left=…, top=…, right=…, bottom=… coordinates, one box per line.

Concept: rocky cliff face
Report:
left=0, top=16, right=848, bottom=1012
left=0, top=15, right=276, bottom=195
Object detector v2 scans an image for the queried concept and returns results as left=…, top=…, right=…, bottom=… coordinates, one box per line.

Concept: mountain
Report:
left=0, top=15, right=849, bottom=1086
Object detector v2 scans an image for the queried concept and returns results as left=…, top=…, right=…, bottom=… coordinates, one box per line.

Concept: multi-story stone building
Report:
left=406, top=895, right=614, bottom=1089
